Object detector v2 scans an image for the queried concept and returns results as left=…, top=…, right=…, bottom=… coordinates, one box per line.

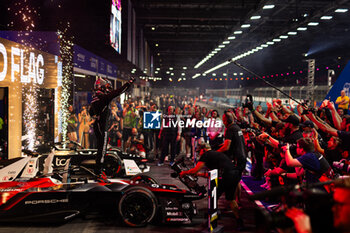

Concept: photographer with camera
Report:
left=126, top=127, right=146, bottom=158
left=108, top=120, right=122, bottom=148
left=180, top=143, right=245, bottom=230
left=281, top=138, right=333, bottom=189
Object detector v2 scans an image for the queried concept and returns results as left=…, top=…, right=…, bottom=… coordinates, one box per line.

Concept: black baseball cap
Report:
left=300, top=120, right=314, bottom=129
left=282, top=115, right=300, bottom=126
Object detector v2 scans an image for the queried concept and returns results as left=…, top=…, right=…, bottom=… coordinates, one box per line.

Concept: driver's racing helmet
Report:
left=94, top=78, right=112, bottom=95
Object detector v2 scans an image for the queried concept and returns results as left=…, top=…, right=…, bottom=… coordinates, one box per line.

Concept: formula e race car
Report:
left=0, top=160, right=206, bottom=227
left=47, top=141, right=150, bottom=178
left=0, top=142, right=150, bottom=182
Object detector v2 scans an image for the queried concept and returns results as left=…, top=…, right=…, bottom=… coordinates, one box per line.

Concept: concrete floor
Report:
left=0, top=161, right=258, bottom=233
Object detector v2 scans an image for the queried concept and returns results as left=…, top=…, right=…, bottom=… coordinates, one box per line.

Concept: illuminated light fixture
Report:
left=192, top=73, right=201, bottom=79
left=234, top=31, right=243, bottom=34
left=166, top=71, right=170, bottom=74
left=308, top=22, right=319, bottom=26
left=273, top=38, right=281, bottom=42
left=218, top=45, right=225, bottom=48
left=252, top=48, right=258, bottom=52
left=169, top=67, right=174, bottom=70
left=183, top=67, right=187, bottom=70
left=288, top=31, right=297, bottom=35
left=151, top=27, right=155, bottom=30
left=234, top=73, right=237, bottom=75
left=267, top=41, right=274, bottom=45
left=155, top=43, right=159, bottom=47
left=170, top=73, right=174, bottom=76
left=228, top=36, right=236, bottom=40
left=321, top=16, right=333, bottom=20
left=223, top=73, right=227, bottom=76
left=304, top=13, right=308, bottom=17
left=156, top=68, right=160, bottom=70
left=194, top=60, right=206, bottom=69
left=223, top=41, right=230, bottom=44
left=155, top=71, right=158, bottom=74
left=241, top=24, right=251, bottom=28
left=335, top=8, right=348, bottom=13
left=212, top=50, right=218, bottom=54
left=203, top=61, right=231, bottom=74
left=280, top=35, right=288, bottom=39
left=263, top=4, right=275, bottom=9
left=181, top=73, right=185, bottom=76
left=240, top=73, right=243, bottom=75
left=169, top=78, right=172, bottom=81
left=143, top=71, right=147, bottom=74
left=157, top=53, right=160, bottom=56
left=261, top=44, right=268, bottom=47
left=297, top=27, right=307, bottom=31
left=250, top=15, right=261, bottom=20
left=202, top=73, right=207, bottom=76
left=256, top=46, right=263, bottom=50
left=183, top=78, right=186, bottom=80
left=74, top=74, right=86, bottom=78
left=212, top=73, right=216, bottom=76
left=215, top=48, right=221, bottom=51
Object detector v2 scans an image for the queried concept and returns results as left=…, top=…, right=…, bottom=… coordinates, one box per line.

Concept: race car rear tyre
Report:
left=118, top=186, right=157, bottom=227
left=103, top=154, right=122, bottom=178
left=130, top=173, right=159, bottom=185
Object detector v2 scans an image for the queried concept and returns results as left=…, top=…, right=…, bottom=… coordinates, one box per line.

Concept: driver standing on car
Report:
left=180, top=143, right=244, bottom=230
left=89, top=77, right=135, bottom=176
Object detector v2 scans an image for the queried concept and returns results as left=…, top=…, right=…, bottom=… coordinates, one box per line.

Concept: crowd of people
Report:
left=68, top=78, right=350, bottom=232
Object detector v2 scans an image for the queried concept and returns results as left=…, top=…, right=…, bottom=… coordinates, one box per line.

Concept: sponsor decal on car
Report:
left=166, top=211, right=183, bottom=216
left=25, top=199, right=69, bottom=205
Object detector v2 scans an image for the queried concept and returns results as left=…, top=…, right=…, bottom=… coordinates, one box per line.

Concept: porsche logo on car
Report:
left=25, top=199, right=69, bottom=205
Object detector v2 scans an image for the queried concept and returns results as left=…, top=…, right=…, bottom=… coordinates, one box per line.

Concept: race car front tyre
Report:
left=118, top=186, right=158, bottom=227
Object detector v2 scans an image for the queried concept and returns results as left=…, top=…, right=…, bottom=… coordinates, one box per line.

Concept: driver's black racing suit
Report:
left=89, top=81, right=133, bottom=174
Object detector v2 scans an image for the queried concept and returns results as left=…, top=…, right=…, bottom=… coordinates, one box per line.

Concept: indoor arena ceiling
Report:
left=132, top=0, right=350, bottom=84
left=1, top=0, right=350, bottom=87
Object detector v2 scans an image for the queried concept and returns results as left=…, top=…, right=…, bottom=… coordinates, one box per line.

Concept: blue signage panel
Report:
left=73, top=45, right=118, bottom=77
left=325, top=61, right=350, bottom=106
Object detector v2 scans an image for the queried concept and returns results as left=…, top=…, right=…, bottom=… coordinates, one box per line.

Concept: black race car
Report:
left=34, top=141, right=150, bottom=178
left=0, top=160, right=206, bottom=227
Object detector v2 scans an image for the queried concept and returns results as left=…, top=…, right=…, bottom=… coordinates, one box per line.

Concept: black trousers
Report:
left=160, top=132, right=177, bottom=163
left=141, top=130, right=153, bottom=152
left=94, top=124, right=108, bottom=173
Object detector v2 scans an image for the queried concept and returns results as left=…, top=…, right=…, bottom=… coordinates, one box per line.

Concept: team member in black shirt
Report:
left=180, top=143, right=244, bottom=230
left=217, top=111, right=247, bottom=174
